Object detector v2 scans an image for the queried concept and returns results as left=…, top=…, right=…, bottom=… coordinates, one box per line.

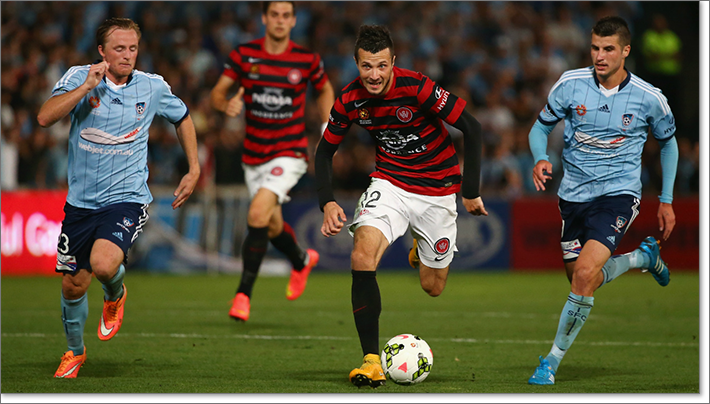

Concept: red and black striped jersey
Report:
left=324, top=66, right=467, bottom=196
left=222, top=38, right=329, bottom=165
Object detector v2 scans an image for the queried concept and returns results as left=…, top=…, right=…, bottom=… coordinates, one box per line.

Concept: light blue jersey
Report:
left=52, top=65, right=189, bottom=209
left=537, top=67, right=675, bottom=202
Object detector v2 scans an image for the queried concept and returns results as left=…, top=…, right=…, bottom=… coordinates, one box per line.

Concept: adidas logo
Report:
left=607, top=235, right=616, bottom=244
left=113, top=232, right=124, bottom=241
left=111, top=98, right=123, bottom=105
left=598, top=104, right=610, bottom=113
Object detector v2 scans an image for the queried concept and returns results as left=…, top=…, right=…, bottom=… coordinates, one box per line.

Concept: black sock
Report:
left=270, top=222, right=307, bottom=271
left=236, top=225, right=269, bottom=297
left=351, top=270, right=381, bottom=356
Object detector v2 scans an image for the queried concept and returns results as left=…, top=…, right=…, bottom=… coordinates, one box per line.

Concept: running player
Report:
left=314, top=24, right=487, bottom=388
left=210, top=1, right=334, bottom=321
left=526, top=16, right=678, bottom=385
left=37, top=17, right=201, bottom=378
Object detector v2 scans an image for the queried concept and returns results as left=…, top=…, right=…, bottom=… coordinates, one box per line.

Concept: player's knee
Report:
left=572, top=263, right=600, bottom=292
left=247, top=206, right=271, bottom=228
left=351, top=249, right=376, bottom=271
left=420, top=278, right=444, bottom=297
left=90, top=257, right=119, bottom=281
left=62, top=274, right=89, bottom=300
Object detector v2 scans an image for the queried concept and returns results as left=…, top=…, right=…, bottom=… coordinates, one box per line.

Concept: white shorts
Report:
left=242, top=157, right=307, bottom=204
left=348, top=178, right=458, bottom=269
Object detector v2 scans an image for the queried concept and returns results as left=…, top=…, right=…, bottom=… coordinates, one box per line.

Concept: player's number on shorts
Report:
left=57, top=233, right=70, bottom=254
left=361, top=191, right=381, bottom=208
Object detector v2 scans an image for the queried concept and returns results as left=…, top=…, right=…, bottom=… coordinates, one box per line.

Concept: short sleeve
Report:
left=648, top=93, right=676, bottom=140
left=308, top=53, right=328, bottom=92
left=156, top=78, right=189, bottom=124
left=52, top=65, right=89, bottom=97
left=416, top=74, right=466, bottom=125
left=538, top=77, right=569, bottom=125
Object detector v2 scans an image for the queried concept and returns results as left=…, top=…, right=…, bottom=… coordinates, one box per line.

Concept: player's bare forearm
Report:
left=37, top=84, right=91, bottom=127
left=316, top=80, right=335, bottom=124
left=321, top=201, right=346, bottom=237
left=657, top=202, right=676, bottom=241
left=462, top=196, right=488, bottom=216
left=210, top=75, right=242, bottom=116
left=172, top=115, right=201, bottom=209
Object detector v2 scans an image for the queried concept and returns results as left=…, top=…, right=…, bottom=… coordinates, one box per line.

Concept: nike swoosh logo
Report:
left=59, top=363, right=80, bottom=377
left=354, top=100, right=368, bottom=108
left=99, top=316, right=114, bottom=336
left=248, top=57, right=261, bottom=63
left=434, top=256, right=446, bottom=261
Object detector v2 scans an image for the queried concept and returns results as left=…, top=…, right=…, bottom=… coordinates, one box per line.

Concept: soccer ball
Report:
left=380, top=334, right=433, bottom=385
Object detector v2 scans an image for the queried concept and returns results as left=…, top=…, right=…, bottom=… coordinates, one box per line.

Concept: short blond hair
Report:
left=96, top=17, right=141, bottom=48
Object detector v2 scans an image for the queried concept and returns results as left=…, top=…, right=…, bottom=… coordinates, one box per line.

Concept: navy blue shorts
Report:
left=55, top=202, right=149, bottom=273
left=559, top=195, right=640, bottom=262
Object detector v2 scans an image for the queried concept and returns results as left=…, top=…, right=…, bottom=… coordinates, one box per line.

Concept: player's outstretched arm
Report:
left=37, top=61, right=109, bottom=127
left=172, top=115, right=201, bottom=210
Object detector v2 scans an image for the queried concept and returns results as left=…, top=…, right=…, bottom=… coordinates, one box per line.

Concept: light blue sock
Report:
left=629, top=248, right=649, bottom=269
left=599, top=254, right=633, bottom=288
left=101, top=264, right=125, bottom=301
left=545, top=292, right=594, bottom=373
left=61, top=292, right=88, bottom=356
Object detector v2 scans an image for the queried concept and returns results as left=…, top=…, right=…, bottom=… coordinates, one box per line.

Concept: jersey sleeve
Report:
left=647, top=93, right=676, bottom=141
left=322, top=96, right=352, bottom=145
left=308, top=53, right=329, bottom=92
left=51, top=65, right=89, bottom=97
left=156, top=77, right=189, bottom=125
left=537, top=77, right=568, bottom=125
left=221, top=48, right=243, bottom=81
left=416, top=74, right=466, bottom=125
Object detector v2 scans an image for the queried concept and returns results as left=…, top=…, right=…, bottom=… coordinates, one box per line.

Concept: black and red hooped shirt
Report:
left=324, top=66, right=467, bottom=196
left=223, top=38, right=329, bottom=165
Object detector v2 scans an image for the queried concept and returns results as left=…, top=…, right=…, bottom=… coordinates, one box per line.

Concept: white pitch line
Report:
left=1, top=333, right=698, bottom=348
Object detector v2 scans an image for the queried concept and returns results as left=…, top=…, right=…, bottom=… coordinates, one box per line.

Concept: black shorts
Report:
left=559, top=195, right=640, bottom=262
left=55, top=202, right=149, bottom=273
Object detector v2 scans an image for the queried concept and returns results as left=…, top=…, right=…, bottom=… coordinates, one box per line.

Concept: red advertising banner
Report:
left=511, top=197, right=700, bottom=270
left=1, top=190, right=67, bottom=276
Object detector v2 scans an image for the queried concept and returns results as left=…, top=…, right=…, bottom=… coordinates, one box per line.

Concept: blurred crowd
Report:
left=1, top=1, right=700, bottom=200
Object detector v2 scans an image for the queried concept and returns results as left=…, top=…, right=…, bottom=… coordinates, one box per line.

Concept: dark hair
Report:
left=592, top=16, right=631, bottom=47
left=354, top=25, right=394, bottom=60
left=262, top=1, right=295, bottom=15
left=96, top=17, right=141, bottom=48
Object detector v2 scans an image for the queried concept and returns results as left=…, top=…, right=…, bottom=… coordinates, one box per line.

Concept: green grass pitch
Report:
left=1, top=270, right=700, bottom=394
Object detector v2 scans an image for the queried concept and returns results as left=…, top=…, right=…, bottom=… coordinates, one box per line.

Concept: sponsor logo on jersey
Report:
left=622, top=113, right=634, bottom=126
left=111, top=97, right=123, bottom=105
left=80, top=126, right=142, bottom=145
left=396, top=106, right=413, bottom=123
left=135, top=102, right=146, bottom=115
left=435, top=237, right=450, bottom=254
left=89, top=96, right=101, bottom=108
left=575, top=104, right=587, bottom=116
left=354, top=100, right=369, bottom=108
left=271, top=166, right=284, bottom=176
left=598, top=104, right=610, bottom=113
left=606, top=235, right=616, bottom=245
left=56, top=253, right=78, bottom=272
left=287, top=69, right=302, bottom=85
left=435, top=89, right=450, bottom=112
left=252, top=88, right=293, bottom=111
left=113, top=231, right=124, bottom=241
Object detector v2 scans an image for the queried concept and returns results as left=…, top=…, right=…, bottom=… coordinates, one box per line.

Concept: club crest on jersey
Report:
left=396, top=106, right=413, bottom=123
left=575, top=104, right=587, bottom=116
left=89, top=96, right=101, bottom=108
left=123, top=217, right=135, bottom=227
left=135, top=102, right=146, bottom=115
left=622, top=114, right=634, bottom=126
left=435, top=238, right=450, bottom=254
left=271, top=167, right=284, bottom=176
left=610, top=216, right=628, bottom=233
left=287, top=69, right=302, bottom=85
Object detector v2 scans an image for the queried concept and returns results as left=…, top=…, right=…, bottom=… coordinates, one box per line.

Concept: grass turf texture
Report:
left=1, top=271, right=699, bottom=394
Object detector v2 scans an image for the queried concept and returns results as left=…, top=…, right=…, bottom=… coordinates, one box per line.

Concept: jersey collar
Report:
left=592, top=66, right=631, bottom=91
